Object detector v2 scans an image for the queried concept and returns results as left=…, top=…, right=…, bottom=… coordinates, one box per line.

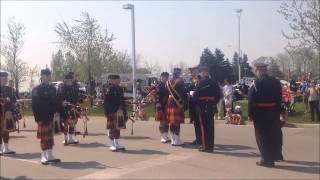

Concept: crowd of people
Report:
left=0, top=61, right=317, bottom=168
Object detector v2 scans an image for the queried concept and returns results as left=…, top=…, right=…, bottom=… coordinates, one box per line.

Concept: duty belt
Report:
left=255, top=103, right=276, bottom=108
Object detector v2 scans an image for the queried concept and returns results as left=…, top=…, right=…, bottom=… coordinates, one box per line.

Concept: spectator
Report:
left=307, top=81, right=320, bottom=122
left=223, top=79, right=234, bottom=112
left=301, top=80, right=309, bottom=113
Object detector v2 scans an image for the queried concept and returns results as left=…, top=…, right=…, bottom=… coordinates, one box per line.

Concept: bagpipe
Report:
left=0, top=98, right=23, bottom=133
left=61, top=101, right=90, bottom=138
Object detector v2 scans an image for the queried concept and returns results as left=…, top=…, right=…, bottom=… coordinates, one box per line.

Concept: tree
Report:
left=144, top=60, right=161, bottom=75
left=50, top=50, right=66, bottom=81
left=28, top=65, right=39, bottom=92
left=241, top=53, right=254, bottom=77
left=278, top=0, right=320, bottom=50
left=1, top=18, right=28, bottom=94
left=55, top=12, right=115, bottom=98
left=268, top=58, right=284, bottom=79
left=199, top=48, right=230, bottom=83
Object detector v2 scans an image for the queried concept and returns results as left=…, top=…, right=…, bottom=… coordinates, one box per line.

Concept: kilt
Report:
left=155, top=110, right=168, bottom=122
left=106, top=113, right=117, bottom=130
left=166, top=98, right=184, bottom=124
left=37, top=123, right=54, bottom=150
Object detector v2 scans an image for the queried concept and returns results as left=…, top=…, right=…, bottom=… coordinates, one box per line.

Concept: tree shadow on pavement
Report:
left=10, top=135, right=27, bottom=139
left=11, top=153, right=40, bottom=159
left=120, top=149, right=169, bottom=155
left=13, top=176, right=32, bottom=180
left=215, top=144, right=255, bottom=151
left=122, top=136, right=152, bottom=140
left=76, top=142, right=106, bottom=148
left=51, top=161, right=108, bottom=170
left=84, top=132, right=107, bottom=137
left=275, top=162, right=320, bottom=175
left=213, top=144, right=260, bottom=158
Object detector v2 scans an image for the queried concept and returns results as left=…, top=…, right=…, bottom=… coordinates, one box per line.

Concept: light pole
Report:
left=236, top=9, right=243, bottom=83
left=123, top=4, right=137, bottom=104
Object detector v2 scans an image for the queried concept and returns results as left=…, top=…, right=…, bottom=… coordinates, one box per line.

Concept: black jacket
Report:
left=32, top=84, right=58, bottom=124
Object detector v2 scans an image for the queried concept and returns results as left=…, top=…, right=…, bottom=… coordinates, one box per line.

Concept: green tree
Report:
left=199, top=48, right=229, bottom=83
left=268, top=58, right=284, bottom=79
left=1, top=17, right=28, bottom=94
left=50, top=50, right=66, bottom=81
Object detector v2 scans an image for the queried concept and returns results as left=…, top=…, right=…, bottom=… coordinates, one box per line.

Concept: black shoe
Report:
left=190, top=140, right=201, bottom=145
left=48, top=158, right=61, bottom=163
left=3, top=151, right=16, bottom=155
left=41, top=161, right=49, bottom=165
left=68, top=141, right=79, bottom=145
left=256, top=161, right=275, bottom=168
left=198, top=147, right=213, bottom=153
left=172, top=143, right=185, bottom=147
left=0, top=152, right=2, bottom=156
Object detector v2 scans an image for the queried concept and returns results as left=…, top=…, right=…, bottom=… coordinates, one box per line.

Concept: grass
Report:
left=22, top=99, right=318, bottom=124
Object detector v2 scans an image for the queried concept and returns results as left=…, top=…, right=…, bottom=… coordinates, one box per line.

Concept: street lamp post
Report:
left=236, top=9, right=243, bottom=83
left=123, top=4, right=137, bottom=105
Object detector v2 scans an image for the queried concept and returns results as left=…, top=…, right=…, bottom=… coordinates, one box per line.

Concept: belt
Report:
left=198, top=97, right=215, bottom=101
left=255, top=103, right=276, bottom=108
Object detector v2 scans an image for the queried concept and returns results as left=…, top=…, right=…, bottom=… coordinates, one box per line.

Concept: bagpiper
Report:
left=57, top=72, right=80, bottom=145
left=166, top=68, right=187, bottom=146
left=0, top=71, right=17, bottom=155
left=187, top=66, right=201, bottom=145
left=155, top=72, right=170, bottom=143
left=103, top=74, right=127, bottom=151
left=193, top=66, right=222, bottom=152
left=248, top=62, right=285, bottom=167
left=32, top=69, right=61, bottom=165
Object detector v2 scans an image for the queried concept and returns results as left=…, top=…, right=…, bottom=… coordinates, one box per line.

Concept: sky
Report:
left=1, top=0, right=290, bottom=75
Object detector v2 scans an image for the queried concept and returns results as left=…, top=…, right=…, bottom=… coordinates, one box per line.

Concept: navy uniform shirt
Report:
left=194, top=77, right=222, bottom=111
left=155, top=82, right=169, bottom=111
left=103, top=84, right=126, bottom=115
left=0, top=85, right=17, bottom=112
left=32, top=84, right=58, bottom=124
left=248, top=74, right=282, bottom=122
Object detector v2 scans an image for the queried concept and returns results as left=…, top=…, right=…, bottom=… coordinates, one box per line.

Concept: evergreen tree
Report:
left=268, top=58, right=284, bottom=79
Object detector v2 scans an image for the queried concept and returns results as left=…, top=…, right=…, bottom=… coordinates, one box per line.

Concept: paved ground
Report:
left=1, top=116, right=319, bottom=180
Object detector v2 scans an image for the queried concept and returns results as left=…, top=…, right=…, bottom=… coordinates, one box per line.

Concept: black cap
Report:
left=173, top=68, right=182, bottom=73
left=0, top=71, right=9, bottom=77
left=64, top=72, right=74, bottom=79
left=198, top=65, right=209, bottom=71
left=160, top=72, right=169, bottom=77
left=108, top=74, right=120, bottom=80
left=254, top=62, right=268, bottom=71
left=41, top=69, right=51, bottom=76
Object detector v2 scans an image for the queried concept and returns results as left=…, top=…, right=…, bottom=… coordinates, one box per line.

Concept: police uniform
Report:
left=103, top=74, right=127, bottom=151
left=187, top=67, right=201, bottom=145
left=155, top=72, right=170, bottom=143
left=248, top=63, right=284, bottom=167
left=166, top=68, right=187, bottom=146
left=57, top=73, right=80, bottom=145
left=0, top=71, right=17, bottom=155
left=32, top=69, right=60, bottom=165
left=194, top=66, right=222, bottom=152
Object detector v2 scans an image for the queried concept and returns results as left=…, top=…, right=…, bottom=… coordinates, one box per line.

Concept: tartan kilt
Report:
left=166, top=98, right=184, bottom=124
left=37, top=123, right=54, bottom=148
left=155, top=110, right=168, bottom=122
left=106, top=113, right=117, bottom=130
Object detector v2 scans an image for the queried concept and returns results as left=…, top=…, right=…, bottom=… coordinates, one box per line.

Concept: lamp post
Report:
left=123, top=4, right=137, bottom=105
left=236, top=9, right=243, bottom=83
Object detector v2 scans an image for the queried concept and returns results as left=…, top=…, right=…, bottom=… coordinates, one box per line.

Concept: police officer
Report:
left=57, top=72, right=80, bottom=145
left=32, top=69, right=60, bottom=165
left=103, top=74, right=127, bottom=151
left=187, top=67, right=201, bottom=145
left=155, top=72, right=170, bottom=143
left=248, top=62, right=286, bottom=167
left=0, top=71, right=17, bottom=155
left=193, top=66, right=222, bottom=152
